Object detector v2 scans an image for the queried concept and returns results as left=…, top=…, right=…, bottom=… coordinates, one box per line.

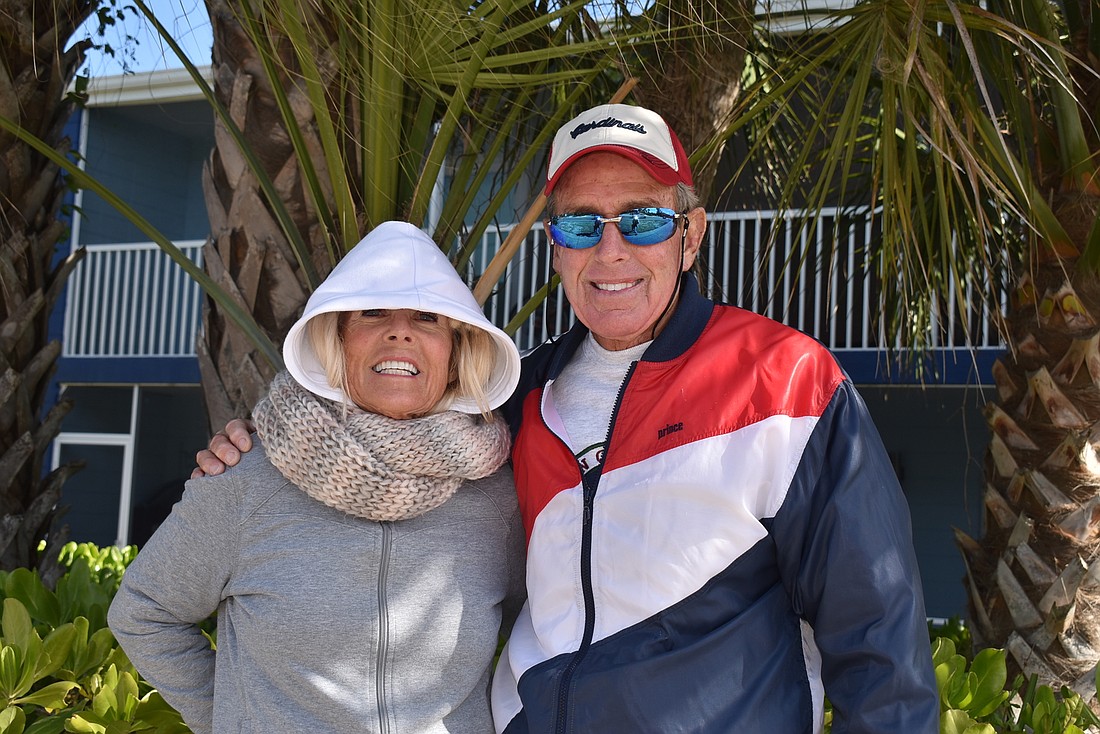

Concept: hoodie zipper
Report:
left=376, top=521, right=392, bottom=734
left=552, top=361, right=638, bottom=734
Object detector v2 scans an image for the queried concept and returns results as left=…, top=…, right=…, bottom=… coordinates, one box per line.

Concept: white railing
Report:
left=468, top=209, right=1005, bottom=353
left=63, top=212, right=1002, bottom=360
left=62, top=241, right=205, bottom=358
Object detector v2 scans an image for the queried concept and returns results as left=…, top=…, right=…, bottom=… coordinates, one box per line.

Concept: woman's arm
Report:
left=108, top=472, right=241, bottom=734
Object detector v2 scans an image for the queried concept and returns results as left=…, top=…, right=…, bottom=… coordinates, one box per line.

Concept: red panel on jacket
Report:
left=605, top=307, right=845, bottom=473
left=510, top=306, right=846, bottom=542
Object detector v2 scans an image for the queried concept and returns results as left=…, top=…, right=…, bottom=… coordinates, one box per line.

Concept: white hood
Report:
left=283, top=222, right=521, bottom=414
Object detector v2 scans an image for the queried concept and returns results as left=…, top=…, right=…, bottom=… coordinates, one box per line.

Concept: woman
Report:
left=108, top=221, right=525, bottom=734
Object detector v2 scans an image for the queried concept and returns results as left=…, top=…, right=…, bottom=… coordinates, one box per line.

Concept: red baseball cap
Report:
left=544, top=104, right=694, bottom=195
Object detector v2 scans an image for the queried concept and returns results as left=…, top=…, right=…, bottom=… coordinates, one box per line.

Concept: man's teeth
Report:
left=373, top=361, right=419, bottom=375
left=596, top=281, right=635, bottom=292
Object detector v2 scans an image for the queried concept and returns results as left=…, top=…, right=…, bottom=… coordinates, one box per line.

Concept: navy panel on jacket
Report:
left=505, top=536, right=815, bottom=734
left=770, top=380, right=938, bottom=733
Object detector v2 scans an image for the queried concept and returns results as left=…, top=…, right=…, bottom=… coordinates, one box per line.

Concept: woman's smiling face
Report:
left=339, top=308, right=455, bottom=419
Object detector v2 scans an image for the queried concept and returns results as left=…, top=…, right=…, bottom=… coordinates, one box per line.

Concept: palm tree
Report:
left=730, top=0, right=1100, bottom=692
left=0, top=0, right=97, bottom=582
left=189, top=0, right=611, bottom=427
left=0, top=0, right=762, bottom=574
left=188, top=0, right=759, bottom=428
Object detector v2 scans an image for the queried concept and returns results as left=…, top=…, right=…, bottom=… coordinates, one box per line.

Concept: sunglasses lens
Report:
left=549, top=208, right=680, bottom=248
left=621, top=210, right=677, bottom=245
left=549, top=215, right=604, bottom=249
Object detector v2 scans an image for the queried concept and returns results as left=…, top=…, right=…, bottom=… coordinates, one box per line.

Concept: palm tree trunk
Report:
left=959, top=194, right=1100, bottom=695
left=954, top=1, right=1100, bottom=684
left=198, top=0, right=323, bottom=431
left=0, top=0, right=95, bottom=582
left=632, top=0, right=755, bottom=206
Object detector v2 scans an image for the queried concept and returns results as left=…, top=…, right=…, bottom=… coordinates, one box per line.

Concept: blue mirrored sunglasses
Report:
left=548, top=207, right=687, bottom=249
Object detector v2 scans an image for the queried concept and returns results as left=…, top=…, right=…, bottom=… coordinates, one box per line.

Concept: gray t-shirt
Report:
left=550, top=334, right=650, bottom=473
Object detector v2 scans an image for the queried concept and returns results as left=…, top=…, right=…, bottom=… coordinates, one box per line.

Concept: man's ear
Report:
left=681, top=207, right=707, bottom=271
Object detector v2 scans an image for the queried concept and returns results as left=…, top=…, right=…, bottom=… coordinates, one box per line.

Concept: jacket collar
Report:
left=641, top=272, right=714, bottom=363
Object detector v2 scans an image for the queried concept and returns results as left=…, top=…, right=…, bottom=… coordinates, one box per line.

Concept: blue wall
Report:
left=78, top=102, right=211, bottom=245
left=860, top=385, right=990, bottom=619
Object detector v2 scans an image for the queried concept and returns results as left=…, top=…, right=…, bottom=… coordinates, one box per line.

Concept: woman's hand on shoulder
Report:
left=191, top=419, right=255, bottom=478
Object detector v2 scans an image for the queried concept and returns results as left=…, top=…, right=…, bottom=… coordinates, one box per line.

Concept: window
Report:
left=52, top=385, right=209, bottom=547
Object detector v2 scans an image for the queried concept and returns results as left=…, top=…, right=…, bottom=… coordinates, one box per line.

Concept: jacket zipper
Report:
left=552, top=361, right=638, bottom=734
left=376, top=521, right=392, bottom=734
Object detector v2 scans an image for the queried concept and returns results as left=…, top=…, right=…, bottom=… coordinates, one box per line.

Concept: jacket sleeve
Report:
left=772, top=379, right=939, bottom=734
left=108, top=472, right=240, bottom=734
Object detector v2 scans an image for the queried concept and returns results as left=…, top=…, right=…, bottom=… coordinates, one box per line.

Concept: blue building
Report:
left=51, top=69, right=213, bottom=549
left=51, top=66, right=996, bottom=619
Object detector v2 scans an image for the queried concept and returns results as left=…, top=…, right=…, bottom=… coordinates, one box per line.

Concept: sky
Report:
left=74, top=0, right=214, bottom=78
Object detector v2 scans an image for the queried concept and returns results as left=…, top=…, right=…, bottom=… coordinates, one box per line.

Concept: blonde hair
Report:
left=306, top=311, right=497, bottom=419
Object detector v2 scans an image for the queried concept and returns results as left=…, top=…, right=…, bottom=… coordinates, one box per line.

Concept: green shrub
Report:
left=820, top=626, right=1099, bottom=734
left=931, top=633, right=1100, bottom=734
left=0, top=542, right=189, bottom=734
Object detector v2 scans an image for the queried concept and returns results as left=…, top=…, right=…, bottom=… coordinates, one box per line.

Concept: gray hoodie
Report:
left=109, top=223, right=525, bottom=733
left=110, top=442, right=524, bottom=733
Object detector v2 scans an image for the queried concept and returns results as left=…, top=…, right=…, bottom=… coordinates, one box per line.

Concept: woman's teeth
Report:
left=373, top=361, right=418, bottom=375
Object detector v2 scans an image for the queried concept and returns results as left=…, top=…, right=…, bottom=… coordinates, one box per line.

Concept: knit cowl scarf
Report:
left=253, top=371, right=512, bottom=522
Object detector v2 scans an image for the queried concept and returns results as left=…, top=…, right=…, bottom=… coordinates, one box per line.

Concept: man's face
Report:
left=551, top=152, right=705, bottom=351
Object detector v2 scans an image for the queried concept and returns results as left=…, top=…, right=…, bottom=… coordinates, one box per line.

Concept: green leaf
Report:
left=39, top=625, right=77, bottom=681
left=24, top=715, right=68, bottom=734
left=12, top=681, right=78, bottom=709
left=0, top=706, right=26, bottom=734
left=3, top=571, right=60, bottom=630
left=90, top=666, right=120, bottom=719
left=963, top=725, right=995, bottom=734
left=64, top=625, right=116, bottom=682
left=966, top=647, right=1011, bottom=717
left=91, top=688, right=112, bottom=719
left=133, top=690, right=187, bottom=731
left=116, top=672, right=139, bottom=720
left=939, top=653, right=973, bottom=710
left=932, top=637, right=957, bottom=666
left=1028, top=697, right=1053, bottom=730
left=0, top=647, right=20, bottom=699
left=0, top=643, right=38, bottom=703
left=62, top=714, right=107, bottom=734
left=2, top=601, right=34, bottom=653
left=941, top=708, right=983, bottom=734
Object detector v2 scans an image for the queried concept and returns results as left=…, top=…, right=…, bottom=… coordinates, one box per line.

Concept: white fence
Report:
left=62, top=212, right=1002, bottom=359
left=62, top=241, right=205, bottom=358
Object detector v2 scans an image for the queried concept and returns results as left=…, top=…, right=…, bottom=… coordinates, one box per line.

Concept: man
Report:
left=197, top=104, right=939, bottom=733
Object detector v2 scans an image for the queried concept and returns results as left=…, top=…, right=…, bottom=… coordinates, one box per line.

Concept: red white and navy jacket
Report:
left=491, top=275, right=938, bottom=734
